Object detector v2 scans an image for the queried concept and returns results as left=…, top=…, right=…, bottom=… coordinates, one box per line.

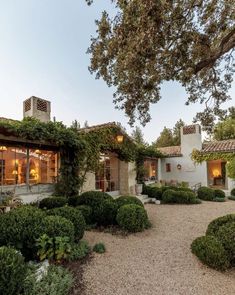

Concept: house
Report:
left=0, top=97, right=136, bottom=200
left=153, top=124, right=235, bottom=193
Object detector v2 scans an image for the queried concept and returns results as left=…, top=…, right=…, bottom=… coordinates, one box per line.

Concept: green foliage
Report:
left=76, top=205, right=93, bottom=224
left=143, top=185, right=162, bottom=200
left=36, top=234, right=71, bottom=262
left=215, top=222, right=235, bottom=260
left=227, top=158, right=235, bottom=179
left=0, top=246, right=27, bottom=295
left=77, top=191, right=112, bottom=224
left=93, top=243, right=106, bottom=254
left=231, top=188, right=235, bottom=196
left=155, top=127, right=175, bottom=147
left=39, top=197, right=67, bottom=209
left=68, top=196, right=79, bottom=206
left=213, top=197, right=226, bottom=202
left=214, top=189, right=225, bottom=199
left=197, top=186, right=215, bottom=201
left=99, top=199, right=118, bottom=226
left=191, top=236, right=230, bottom=271
left=115, top=196, right=144, bottom=209
left=162, top=189, right=200, bottom=204
left=214, top=118, right=235, bottom=140
left=131, top=126, right=146, bottom=146
left=0, top=206, right=46, bottom=260
left=47, top=206, right=85, bottom=240
left=206, top=214, right=235, bottom=236
left=69, top=240, right=91, bottom=261
left=116, top=204, right=149, bottom=232
left=42, top=216, right=75, bottom=243
left=24, top=265, right=73, bottom=295
left=228, top=196, right=235, bottom=201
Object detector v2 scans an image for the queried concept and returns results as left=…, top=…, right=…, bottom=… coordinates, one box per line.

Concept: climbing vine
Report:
left=191, top=149, right=235, bottom=179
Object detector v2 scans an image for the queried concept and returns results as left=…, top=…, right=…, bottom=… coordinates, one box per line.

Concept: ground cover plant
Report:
left=93, top=243, right=106, bottom=254
left=191, top=213, right=235, bottom=271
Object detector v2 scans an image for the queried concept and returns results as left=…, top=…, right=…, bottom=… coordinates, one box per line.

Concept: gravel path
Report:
left=82, top=201, right=235, bottom=295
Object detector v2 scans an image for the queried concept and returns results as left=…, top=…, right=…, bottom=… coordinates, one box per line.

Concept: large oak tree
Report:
left=86, top=0, right=235, bottom=132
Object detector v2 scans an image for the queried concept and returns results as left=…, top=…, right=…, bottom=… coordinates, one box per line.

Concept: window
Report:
left=166, top=163, right=171, bottom=172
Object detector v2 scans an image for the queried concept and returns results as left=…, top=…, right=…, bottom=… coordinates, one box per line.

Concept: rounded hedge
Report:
left=76, top=205, right=93, bottom=224
left=206, top=214, right=235, bottom=236
left=42, top=215, right=75, bottom=242
left=99, top=199, right=118, bottom=226
left=0, top=246, right=28, bottom=295
left=39, top=197, right=67, bottom=209
left=143, top=185, right=162, bottom=199
left=76, top=191, right=112, bottom=224
left=0, top=206, right=46, bottom=260
left=191, top=235, right=230, bottom=271
left=47, top=207, right=85, bottom=240
left=162, top=189, right=199, bottom=204
left=231, top=188, right=235, bottom=196
left=67, top=196, right=79, bottom=207
left=215, top=222, right=235, bottom=260
left=115, top=196, right=144, bottom=209
left=197, top=186, right=214, bottom=201
left=116, top=204, right=149, bottom=232
left=214, top=189, right=225, bottom=199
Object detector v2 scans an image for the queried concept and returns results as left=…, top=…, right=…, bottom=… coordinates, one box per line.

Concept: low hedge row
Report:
left=191, top=213, right=235, bottom=270
left=197, top=187, right=225, bottom=201
left=162, top=189, right=201, bottom=204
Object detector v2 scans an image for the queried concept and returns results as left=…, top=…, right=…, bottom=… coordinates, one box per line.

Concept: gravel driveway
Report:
left=82, top=201, right=235, bottom=295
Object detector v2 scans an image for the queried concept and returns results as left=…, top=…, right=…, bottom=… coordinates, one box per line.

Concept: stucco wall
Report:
left=81, top=172, right=96, bottom=193
left=119, top=161, right=136, bottom=195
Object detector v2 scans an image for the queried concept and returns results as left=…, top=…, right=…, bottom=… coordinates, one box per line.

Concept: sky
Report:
left=0, top=0, right=234, bottom=143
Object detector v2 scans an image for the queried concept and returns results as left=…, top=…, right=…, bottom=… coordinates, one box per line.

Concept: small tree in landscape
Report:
left=154, top=127, right=175, bottom=147
left=86, top=0, right=235, bottom=132
left=131, top=126, right=146, bottom=146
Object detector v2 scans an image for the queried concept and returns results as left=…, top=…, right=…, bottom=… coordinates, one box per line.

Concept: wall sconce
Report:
left=177, top=164, right=182, bottom=170
left=116, top=135, right=124, bottom=143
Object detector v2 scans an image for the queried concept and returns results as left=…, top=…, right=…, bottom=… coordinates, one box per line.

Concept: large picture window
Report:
left=0, top=145, right=58, bottom=186
left=95, top=153, right=120, bottom=192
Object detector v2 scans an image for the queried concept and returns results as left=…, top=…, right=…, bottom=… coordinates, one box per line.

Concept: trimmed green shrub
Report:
left=197, top=186, right=214, bottom=201
left=162, top=189, right=200, bottom=204
left=69, top=240, right=91, bottom=261
left=191, top=236, right=230, bottom=271
left=24, top=265, right=73, bottom=295
left=77, top=205, right=93, bottom=224
left=39, top=197, right=67, bottom=209
left=67, top=196, right=79, bottom=207
left=0, top=206, right=46, bottom=260
left=215, top=222, right=235, bottom=260
left=115, top=196, right=144, bottom=209
left=99, top=199, right=118, bottom=226
left=116, top=204, right=149, bottom=232
left=77, top=191, right=112, bottom=223
left=143, top=185, right=162, bottom=199
left=42, top=216, right=75, bottom=242
left=228, top=196, right=235, bottom=201
left=0, top=246, right=27, bottom=295
left=213, top=197, right=226, bottom=202
left=93, top=243, right=106, bottom=254
left=206, top=214, right=235, bottom=236
left=231, top=188, right=235, bottom=196
left=214, top=189, right=225, bottom=199
left=47, top=207, right=85, bottom=240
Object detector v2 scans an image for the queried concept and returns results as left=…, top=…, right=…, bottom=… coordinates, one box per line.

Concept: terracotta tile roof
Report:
left=202, top=139, right=235, bottom=153
left=158, top=146, right=182, bottom=157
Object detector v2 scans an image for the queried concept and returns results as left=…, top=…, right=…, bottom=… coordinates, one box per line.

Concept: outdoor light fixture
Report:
left=35, top=149, right=41, bottom=154
left=0, top=146, right=7, bottom=151
left=177, top=164, right=182, bottom=170
left=116, top=135, right=124, bottom=143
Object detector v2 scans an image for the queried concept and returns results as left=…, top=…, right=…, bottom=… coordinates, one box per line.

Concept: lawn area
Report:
left=81, top=201, right=235, bottom=295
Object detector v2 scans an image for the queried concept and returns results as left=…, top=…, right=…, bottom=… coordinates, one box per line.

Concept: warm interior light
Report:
left=35, top=149, right=41, bottom=154
left=0, top=146, right=7, bottom=151
left=116, top=135, right=124, bottom=143
left=212, top=169, right=221, bottom=177
left=12, top=170, right=18, bottom=175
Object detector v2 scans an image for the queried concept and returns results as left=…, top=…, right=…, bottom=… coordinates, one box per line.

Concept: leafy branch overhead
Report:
left=86, top=0, right=235, bottom=132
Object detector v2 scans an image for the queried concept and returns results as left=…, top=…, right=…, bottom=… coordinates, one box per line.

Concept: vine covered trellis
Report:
left=191, top=149, right=235, bottom=179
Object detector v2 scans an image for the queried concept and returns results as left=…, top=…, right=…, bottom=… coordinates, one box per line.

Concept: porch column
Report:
left=26, top=148, right=30, bottom=191
left=158, top=158, right=162, bottom=181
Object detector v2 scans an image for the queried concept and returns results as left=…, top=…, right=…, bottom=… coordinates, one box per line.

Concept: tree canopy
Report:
left=86, top=0, right=235, bottom=132
left=131, top=126, right=146, bottom=146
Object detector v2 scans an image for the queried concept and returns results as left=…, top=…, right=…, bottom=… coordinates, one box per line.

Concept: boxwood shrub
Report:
left=115, top=196, right=143, bottom=209
left=143, top=185, right=163, bottom=199
left=39, top=197, right=67, bottom=209
left=0, top=246, right=28, bottom=295
left=206, top=214, right=235, bottom=236
left=42, top=215, right=75, bottom=242
left=76, top=191, right=112, bottom=224
left=116, top=204, right=149, bottom=232
left=231, top=188, right=235, bottom=196
left=214, top=189, right=225, bottom=199
left=228, top=196, right=235, bottom=201
left=47, top=207, right=85, bottom=240
left=99, top=199, right=118, bottom=226
left=0, top=206, right=46, bottom=260
left=76, top=205, right=93, bottom=224
left=191, top=236, right=230, bottom=271
left=67, top=196, right=79, bottom=207
left=162, top=189, right=200, bottom=204
left=215, top=222, right=235, bottom=260
left=197, top=186, right=214, bottom=201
